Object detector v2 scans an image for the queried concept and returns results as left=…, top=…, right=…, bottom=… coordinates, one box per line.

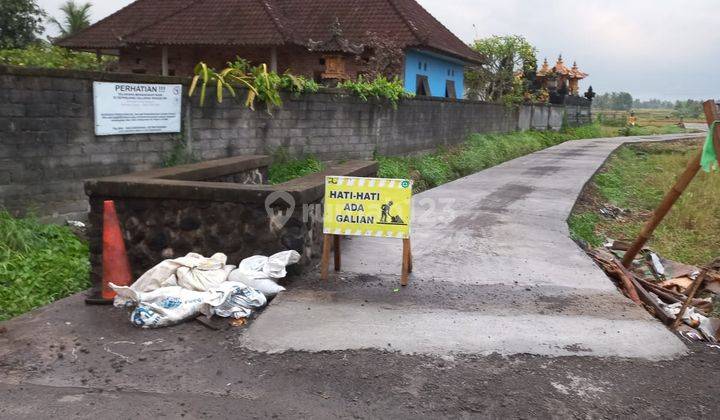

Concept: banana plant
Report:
left=188, top=58, right=318, bottom=112
left=188, top=61, right=258, bottom=108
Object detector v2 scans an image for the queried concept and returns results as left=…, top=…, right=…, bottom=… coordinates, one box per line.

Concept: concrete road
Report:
left=3, top=132, right=716, bottom=419
left=244, top=133, right=700, bottom=359
left=684, top=122, right=708, bottom=132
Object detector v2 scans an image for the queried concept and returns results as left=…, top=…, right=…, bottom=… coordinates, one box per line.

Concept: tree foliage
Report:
left=0, top=0, right=45, bottom=49
left=632, top=98, right=674, bottom=109
left=49, top=1, right=92, bottom=39
left=465, top=35, right=537, bottom=104
left=592, top=92, right=634, bottom=110
left=599, top=94, right=703, bottom=118
left=672, top=99, right=703, bottom=119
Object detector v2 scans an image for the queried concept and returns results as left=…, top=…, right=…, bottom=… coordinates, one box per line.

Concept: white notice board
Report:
left=93, top=82, right=182, bottom=136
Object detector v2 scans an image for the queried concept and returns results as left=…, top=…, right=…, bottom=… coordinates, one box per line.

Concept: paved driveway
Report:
left=244, top=133, right=700, bottom=359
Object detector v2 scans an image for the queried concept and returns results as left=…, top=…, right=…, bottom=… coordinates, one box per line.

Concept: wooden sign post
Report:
left=320, top=176, right=414, bottom=286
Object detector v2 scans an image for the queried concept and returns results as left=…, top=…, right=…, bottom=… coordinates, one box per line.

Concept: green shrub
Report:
left=0, top=43, right=116, bottom=70
left=376, top=155, right=411, bottom=179
left=413, top=155, right=452, bottom=188
left=339, top=76, right=413, bottom=108
left=0, top=211, right=90, bottom=321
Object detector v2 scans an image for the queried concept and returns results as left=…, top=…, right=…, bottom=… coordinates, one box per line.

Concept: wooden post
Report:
left=671, top=270, right=707, bottom=330
left=401, top=238, right=412, bottom=286
left=622, top=100, right=717, bottom=267
left=333, top=235, right=341, bottom=271
left=711, top=101, right=720, bottom=168
left=408, top=245, right=413, bottom=274
left=320, top=234, right=332, bottom=280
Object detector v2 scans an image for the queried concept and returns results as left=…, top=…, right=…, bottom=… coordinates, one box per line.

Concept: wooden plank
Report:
left=320, top=234, right=332, bottom=280
left=629, top=276, right=672, bottom=325
left=671, top=270, right=707, bottom=330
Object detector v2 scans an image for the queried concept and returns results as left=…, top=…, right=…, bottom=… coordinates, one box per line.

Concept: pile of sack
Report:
left=111, top=250, right=300, bottom=328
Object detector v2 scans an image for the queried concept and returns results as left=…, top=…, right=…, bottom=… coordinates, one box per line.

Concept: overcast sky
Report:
left=38, top=0, right=719, bottom=101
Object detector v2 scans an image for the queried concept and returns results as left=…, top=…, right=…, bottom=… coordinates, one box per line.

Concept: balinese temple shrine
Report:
left=537, top=55, right=589, bottom=96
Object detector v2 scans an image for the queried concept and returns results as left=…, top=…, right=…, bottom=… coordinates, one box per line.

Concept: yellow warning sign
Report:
left=323, top=176, right=413, bottom=239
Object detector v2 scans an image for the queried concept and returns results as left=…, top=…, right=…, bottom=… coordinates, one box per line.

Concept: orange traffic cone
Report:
left=100, top=200, right=132, bottom=300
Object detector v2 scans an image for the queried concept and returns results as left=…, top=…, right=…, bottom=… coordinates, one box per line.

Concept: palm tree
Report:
left=49, top=1, right=92, bottom=38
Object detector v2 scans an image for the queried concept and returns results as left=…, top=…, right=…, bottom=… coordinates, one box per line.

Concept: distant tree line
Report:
left=593, top=91, right=704, bottom=118
left=592, top=92, right=634, bottom=110
left=670, top=99, right=704, bottom=118
left=632, top=98, right=674, bottom=109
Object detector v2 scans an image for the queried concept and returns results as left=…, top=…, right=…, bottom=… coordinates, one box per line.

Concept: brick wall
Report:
left=0, top=66, right=590, bottom=220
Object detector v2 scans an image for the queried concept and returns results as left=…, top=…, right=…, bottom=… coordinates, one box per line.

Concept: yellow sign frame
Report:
left=321, top=176, right=414, bottom=286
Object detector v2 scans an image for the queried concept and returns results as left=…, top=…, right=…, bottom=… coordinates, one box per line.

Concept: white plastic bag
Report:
left=228, top=251, right=300, bottom=297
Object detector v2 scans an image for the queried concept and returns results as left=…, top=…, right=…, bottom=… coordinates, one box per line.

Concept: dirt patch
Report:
left=1, top=303, right=719, bottom=420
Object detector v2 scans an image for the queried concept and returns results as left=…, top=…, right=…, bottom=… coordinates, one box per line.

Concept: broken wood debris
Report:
left=588, top=243, right=720, bottom=343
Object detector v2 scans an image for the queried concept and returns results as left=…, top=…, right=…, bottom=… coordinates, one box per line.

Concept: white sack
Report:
left=112, top=281, right=267, bottom=328
left=200, top=281, right=267, bottom=319
left=227, top=271, right=286, bottom=296
left=116, top=286, right=209, bottom=329
left=176, top=253, right=234, bottom=292
left=113, top=252, right=234, bottom=307
left=228, top=250, right=300, bottom=297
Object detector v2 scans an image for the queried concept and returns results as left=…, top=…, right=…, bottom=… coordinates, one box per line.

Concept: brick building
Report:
left=57, top=0, right=483, bottom=98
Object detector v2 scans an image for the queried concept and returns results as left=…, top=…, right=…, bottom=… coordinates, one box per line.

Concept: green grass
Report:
left=269, top=154, right=325, bottom=184
left=568, top=213, right=603, bottom=247
left=570, top=141, right=720, bottom=265
left=0, top=211, right=90, bottom=321
left=378, top=124, right=604, bottom=193
left=268, top=124, right=606, bottom=192
left=599, top=123, right=687, bottom=138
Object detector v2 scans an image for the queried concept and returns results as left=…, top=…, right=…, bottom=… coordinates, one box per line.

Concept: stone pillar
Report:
left=161, top=46, right=169, bottom=76
left=270, top=47, right=278, bottom=73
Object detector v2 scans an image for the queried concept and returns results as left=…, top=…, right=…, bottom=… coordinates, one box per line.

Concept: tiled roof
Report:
left=124, top=0, right=288, bottom=46
left=55, top=0, right=196, bottom=49
left=58, top=0, right=483, bottom=63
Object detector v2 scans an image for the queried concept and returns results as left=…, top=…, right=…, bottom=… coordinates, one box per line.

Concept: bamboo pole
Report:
left=622, top=100, right=717, bottom=267
left=711, top=101, right=720, bottom=168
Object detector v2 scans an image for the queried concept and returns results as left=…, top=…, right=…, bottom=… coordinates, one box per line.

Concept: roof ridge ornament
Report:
left=307, top=17, right=365, bottom=55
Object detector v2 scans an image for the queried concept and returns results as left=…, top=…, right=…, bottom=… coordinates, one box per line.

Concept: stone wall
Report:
left=0, top=65, right=590, bottom=220
left=84, top=157, right=376, bottom=300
